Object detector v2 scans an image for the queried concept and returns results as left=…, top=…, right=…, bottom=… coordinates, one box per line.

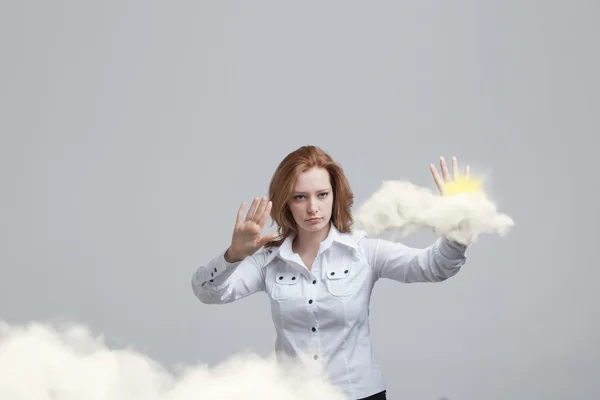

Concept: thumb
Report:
left=258, top=233, right=279, bottom=247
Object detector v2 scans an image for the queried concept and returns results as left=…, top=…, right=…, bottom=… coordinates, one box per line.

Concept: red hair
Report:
left=265, top=145, right=354, bottom=249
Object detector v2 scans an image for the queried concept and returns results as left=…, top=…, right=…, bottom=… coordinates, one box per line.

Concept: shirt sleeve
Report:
left=191, top=248, right=267, bottom=304
left=359, top=236, right=468, bottom=283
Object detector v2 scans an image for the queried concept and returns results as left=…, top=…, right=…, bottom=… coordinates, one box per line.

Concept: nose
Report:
left=307, top=197, right=318, bottom=215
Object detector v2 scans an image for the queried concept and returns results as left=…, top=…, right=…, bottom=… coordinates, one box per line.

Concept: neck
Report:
left=293, top=222, right=331, bottom=254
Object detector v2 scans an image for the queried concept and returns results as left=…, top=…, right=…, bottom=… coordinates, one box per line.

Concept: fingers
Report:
left=432, top=156, right=464, bottom=194
left=236, top=201, right=246, bottom=224
left=465, top=164, right=470, bottom=179
left=439, top=156, right=451, bottom=181
left=430, top=163, right=444, bottom=193
left=243, top=196, right=271, bottom=224
left=252, top=196, right=269, bottom=223
left=257, top=200, right=272, bottom=227
left=244, top=197, right=260, bottom=221
left=452, top=156, right=458, bottom=180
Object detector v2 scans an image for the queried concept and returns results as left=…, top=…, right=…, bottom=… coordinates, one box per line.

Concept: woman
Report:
left=191, top=145, right=470, bottom=400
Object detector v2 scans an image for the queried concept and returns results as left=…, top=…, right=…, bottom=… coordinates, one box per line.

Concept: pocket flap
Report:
left=325, top=265, right=351, bottom=280
left=275, top=270, right=300, bottom=285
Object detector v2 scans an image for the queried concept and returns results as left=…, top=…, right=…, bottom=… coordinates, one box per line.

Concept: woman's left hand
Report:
left=429, top=156, right=470, bottom=195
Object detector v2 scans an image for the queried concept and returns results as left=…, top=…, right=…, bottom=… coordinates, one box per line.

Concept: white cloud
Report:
left=355, top=180, right=514, bottom=245
left=0, top=320, right=346, bottom=400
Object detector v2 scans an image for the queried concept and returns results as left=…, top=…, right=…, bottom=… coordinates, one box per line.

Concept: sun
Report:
left=443, top=176, right=484, bottom=196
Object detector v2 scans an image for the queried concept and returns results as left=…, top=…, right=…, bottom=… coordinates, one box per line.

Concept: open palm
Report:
left=227, top=196, right=278, bottom=261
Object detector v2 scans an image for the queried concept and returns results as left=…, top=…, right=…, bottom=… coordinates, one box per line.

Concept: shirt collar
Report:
left=263, top=222, right=364, bottom=267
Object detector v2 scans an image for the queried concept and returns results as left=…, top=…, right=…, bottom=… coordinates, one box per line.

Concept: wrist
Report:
left=224, top=247, right=244, bottom=263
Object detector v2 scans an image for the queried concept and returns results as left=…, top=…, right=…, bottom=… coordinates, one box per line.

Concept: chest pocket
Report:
left=324, top=263, right=354, bottom=297
left=271, top=270, right=301, bottom=301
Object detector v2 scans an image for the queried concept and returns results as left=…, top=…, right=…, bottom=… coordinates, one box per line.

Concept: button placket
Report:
left=308, top=260, right=320, bottom=362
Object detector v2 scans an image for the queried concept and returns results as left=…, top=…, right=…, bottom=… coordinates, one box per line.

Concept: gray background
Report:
left=1, top=1, right=598, bottom=399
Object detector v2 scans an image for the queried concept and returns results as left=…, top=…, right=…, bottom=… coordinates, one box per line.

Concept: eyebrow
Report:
left=293, top=188, right=330, bottom=194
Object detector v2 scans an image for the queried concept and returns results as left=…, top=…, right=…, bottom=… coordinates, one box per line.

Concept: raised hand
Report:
left=225, top=196, right=279, bottom=262
left=429, top=156, right=470, bottom=195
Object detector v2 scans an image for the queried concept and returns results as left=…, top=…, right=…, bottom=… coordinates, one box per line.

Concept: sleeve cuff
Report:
left=438, top=236, right=468, bottom=260
left=199, top=249, right=242, bottom=284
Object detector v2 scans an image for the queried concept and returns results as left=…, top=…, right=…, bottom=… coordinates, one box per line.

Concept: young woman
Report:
left=191, top=145, right=470, bottom=400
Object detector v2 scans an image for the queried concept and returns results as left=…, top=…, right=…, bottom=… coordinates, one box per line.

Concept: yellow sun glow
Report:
left=443, top=176, right=484, bottom=196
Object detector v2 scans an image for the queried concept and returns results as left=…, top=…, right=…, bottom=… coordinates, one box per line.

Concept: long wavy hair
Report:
left=264, top=145, right=354, bottom=249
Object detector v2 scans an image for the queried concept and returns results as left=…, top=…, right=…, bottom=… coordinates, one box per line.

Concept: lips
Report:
left=306, top=217, right=321, bottom=222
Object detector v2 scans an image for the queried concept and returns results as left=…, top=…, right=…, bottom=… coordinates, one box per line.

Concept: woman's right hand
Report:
left=225, top=196, right=279, bottom=262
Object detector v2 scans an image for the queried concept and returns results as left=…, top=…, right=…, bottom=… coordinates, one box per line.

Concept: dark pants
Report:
left=358, top=390, right=386, bottom=400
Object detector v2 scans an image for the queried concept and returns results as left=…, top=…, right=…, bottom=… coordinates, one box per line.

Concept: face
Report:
left=288, top=167, right=334, bottom=235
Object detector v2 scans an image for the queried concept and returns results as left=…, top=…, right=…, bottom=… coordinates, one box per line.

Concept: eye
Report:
left=319, top=192, right=329, bottom=198
left=293, top=195, right=305, bottom=200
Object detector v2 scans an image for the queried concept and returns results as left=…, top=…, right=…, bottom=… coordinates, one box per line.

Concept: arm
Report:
left=360, top=236, right=467, bottom=283
left=192, top=196, right=277, bottom=304
left=191, top=249, right=267, bottom=304
left=359, top=155, right=470, bottom=282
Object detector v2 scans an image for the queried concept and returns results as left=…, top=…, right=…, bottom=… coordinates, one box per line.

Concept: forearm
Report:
left=370, top=236, right=467, bottom=283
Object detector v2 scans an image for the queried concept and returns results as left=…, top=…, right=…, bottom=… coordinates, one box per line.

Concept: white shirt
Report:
left=191, top=223, right=467, bottom=399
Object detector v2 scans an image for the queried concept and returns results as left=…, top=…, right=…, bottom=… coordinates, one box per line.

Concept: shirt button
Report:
left=308, top=299, right=313, bottom=304
left=312, top=280, right=317, bottom=284
left=313, top=355, right=318, bottom=360
left=311, top=327, right=316, bottom=332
